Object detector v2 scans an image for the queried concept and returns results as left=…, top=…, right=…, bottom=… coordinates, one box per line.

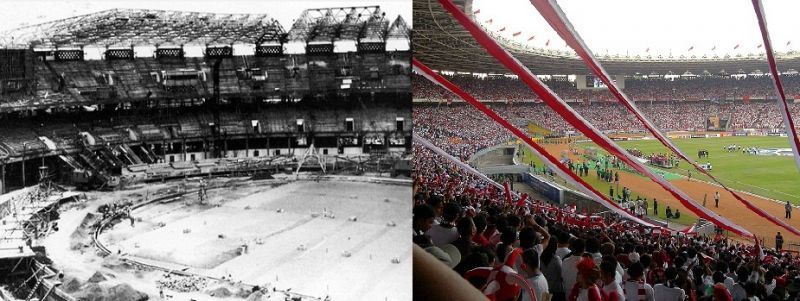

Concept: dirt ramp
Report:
left=70, top=212, right=100, bottom=250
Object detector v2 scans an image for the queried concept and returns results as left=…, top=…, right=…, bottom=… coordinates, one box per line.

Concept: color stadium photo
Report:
left=412, top=0, right=800, bottom=300
left=0, top=0, right=412, bottom=300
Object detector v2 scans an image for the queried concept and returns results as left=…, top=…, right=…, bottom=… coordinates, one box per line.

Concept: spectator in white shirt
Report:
left=601, top=256, right=625, bottom=301
left=562, top=238, right=586, bottom=296
left=622, top=263, right=655, bottom=301
left=555, top=230, right=572, bottom=259
left=653, top=267, right=685, bottom=301
left=426, top=202, right=460, bottom=246
left=521, top=249, right=550, bottom=301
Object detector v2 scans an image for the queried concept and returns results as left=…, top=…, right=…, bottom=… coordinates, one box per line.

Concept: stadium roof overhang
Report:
left=414, top=0, right=800, bottom=76
left=0, top=7, right=411, bottom=56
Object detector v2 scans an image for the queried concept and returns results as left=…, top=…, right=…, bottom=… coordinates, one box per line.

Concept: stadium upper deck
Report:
left=413, top=0, right=800, bottom=75
left=0, top=7, right=411, bottom=112
left=0, top=6, right=412, bottom=192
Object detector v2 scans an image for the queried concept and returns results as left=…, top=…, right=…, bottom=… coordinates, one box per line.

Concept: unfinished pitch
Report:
left=98, top=177, right=411, bottom=300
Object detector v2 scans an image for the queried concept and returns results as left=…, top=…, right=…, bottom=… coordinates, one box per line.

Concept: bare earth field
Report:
left=46, top=176, right=411, bottom=300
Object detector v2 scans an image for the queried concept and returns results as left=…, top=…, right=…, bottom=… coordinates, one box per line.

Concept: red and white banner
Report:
left=529, top=0, right=800, bottom=237
left=752, top=0, right=800, bottom=174
left=436, top=0, right=751, bottom=237
left=413, top=58, right=655, bottom=227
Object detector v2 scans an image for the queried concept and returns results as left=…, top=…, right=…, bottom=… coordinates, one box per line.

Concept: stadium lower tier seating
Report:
left=413, top=73, right=800, bottom=103
left=413, top=103, right=800, bottom=301
left=414, top=101, right=800, bottom=135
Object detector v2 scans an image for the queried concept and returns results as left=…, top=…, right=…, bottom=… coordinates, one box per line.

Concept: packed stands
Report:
left=413, top=100, right=800, bottom=301
left=413, top=73, right=800, bottom=133
left=413, top=72, right=800, bottom=103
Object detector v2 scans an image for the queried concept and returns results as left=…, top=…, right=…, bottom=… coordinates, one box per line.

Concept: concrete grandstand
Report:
left=0, top=5, right=411, bottom=301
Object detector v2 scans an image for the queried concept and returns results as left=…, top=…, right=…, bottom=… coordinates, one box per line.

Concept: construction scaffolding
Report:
left=0, top=170, right=79, bottom=261
left=1, top=9, right=285, bottom=48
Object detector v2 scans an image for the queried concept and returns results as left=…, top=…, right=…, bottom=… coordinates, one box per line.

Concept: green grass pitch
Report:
left=518, top=136, right=800, bottom=210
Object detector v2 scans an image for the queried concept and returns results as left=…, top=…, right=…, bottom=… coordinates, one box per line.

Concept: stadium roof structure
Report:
left=286, top=6, right=389, bottom=42
left=414, top=0, right=800, bottom=75
left=387, top=15, right=411, bottom=40
left=0, top=6, right=410, bottom=54
left=0, top=8, right=286, bottom=48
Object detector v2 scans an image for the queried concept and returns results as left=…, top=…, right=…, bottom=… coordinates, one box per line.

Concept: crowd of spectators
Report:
left=414, top=157, right=800, bottom=301
left=413, top=102, right=800, bottom=301
left=412, top=82, right=800, bottom=301
left=414, top=101, right=800, bottom=134
left=414, top=73, right=800, bottom=102
left=413, top=74, right=583, bottom=102
left=414, top=73, right=800, bottom=133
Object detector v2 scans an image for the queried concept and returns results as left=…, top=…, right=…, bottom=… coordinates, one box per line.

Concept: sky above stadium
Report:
left=0, top=0, right=411, bottom=33
left=471, top=0, right=800, bottom=57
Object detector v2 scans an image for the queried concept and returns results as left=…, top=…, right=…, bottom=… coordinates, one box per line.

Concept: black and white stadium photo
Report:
left=0, top=0, right=412, bottom=300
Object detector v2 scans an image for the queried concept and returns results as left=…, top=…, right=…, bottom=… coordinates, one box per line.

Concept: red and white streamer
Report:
left=414, top=58, right=655, bottom=227
left=436, top=0, right=751, bottom=237
left=752, top=0, right=800, bottom=173
left=529, top=0, right=800, bottom=237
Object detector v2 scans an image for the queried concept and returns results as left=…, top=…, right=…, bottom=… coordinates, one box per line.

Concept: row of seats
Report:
left=0, top=105, right=410, bottom=157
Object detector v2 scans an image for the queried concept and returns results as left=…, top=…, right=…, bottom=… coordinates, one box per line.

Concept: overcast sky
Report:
left=0, top=0, right=411, bottom=33
left=472, top=0, right=799, bottom=57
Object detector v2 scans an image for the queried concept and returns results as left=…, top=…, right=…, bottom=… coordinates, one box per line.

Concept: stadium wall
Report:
left=510, top=146, right=606, bottom=213
left=467, top=142, right=605, bottom=212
